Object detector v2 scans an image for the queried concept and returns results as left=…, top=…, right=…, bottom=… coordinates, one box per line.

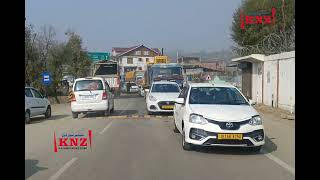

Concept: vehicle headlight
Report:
left=149, top=95, right=157, bottom=101
left=189, top=114, right=208, bottom=125
left=249, top=116, right=262, bottom=125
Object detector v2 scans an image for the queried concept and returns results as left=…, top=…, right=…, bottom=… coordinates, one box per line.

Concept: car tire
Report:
left=45, top=106, right=51, bottom=118
left=25, top=111, right=31, bottom=124
left=251, top=146, right=262, bottom=152
left=173, top=120, right=179, bottom=133
left=72, top=112, right=78, bottom=119
left=182, top=128, right=193, bottom=151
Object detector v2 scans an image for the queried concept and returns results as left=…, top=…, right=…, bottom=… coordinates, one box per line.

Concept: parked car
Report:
left=70, top=77, right=114, bottom=118
left=129, top=82, right=139, bottom=93
left=146, top=81, right=181, bottom=115
left=173, top=83, right=264, bottom=152
left=120, top=82, right=139, bottom=93
left=25, top=87, right=51, bottom=123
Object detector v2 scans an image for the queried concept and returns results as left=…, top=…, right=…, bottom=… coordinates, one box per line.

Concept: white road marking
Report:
left=49, top=157, right=78, bottom=180
left=99, top=121, right=113, bottom=134
left=263, top=151, right=295, bottom=175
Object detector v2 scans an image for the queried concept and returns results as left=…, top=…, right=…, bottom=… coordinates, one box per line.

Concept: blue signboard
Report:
left=42, top=72, right=51, bottom=86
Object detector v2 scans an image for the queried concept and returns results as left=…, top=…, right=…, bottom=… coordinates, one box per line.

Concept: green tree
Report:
left=65, top=31, right=92, bottom=79
left=47, top=42, right=69, bottom=103
left=231, top=0, right=295, bottom=56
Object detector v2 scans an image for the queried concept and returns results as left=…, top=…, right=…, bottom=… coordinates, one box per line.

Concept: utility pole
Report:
left=176, top=51, right=179, bottom=63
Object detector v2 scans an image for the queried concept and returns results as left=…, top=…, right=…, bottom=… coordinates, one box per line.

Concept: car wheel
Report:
left=25, top=111, right=31, bottom=124
left=72, top=112, right=78, bottom=119
left=182, top=128, right=193, bottom=151
left=251, top=146, right=262, bottom=153
left=45, top=106, right=51, bottom=118
left=173, top=120, right=179, bottom=133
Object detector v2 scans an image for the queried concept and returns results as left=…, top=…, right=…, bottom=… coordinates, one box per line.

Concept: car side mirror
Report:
left=249, top=99, right=256, bottom=106
left=175, top=98, right=185, bottom=105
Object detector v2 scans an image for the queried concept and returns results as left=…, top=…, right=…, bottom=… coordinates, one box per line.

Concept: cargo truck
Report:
left=93, top=60, right=121, bottom=96
left=142, top=63, right=184, bottom=97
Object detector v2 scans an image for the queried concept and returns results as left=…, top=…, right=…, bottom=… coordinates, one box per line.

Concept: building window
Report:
left=138, top=67, right=142, bottom=70
left=127, top=58, right=133, bottom=64
left=146, top=58, right=149, bottom=63
left=143, top=51, right=149, bottom=55
left=138, top=58, right=143, bottom=62
left=135, top=51, right=141, bottom=55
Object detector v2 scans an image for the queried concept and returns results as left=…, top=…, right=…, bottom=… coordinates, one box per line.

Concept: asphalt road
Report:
left=25, top=93, right=294, bottom=180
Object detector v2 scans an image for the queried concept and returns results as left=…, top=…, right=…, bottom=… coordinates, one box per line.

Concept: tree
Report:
left=47, top=42, right=69, bottom=103
left=65, top=31, right=91, bottom=79
left=231, top=0, right=295, bottom=56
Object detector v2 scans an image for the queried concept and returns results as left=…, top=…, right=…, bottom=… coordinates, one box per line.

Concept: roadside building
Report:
left=112, top=45, right=161, bottom=81
left=232, top=51, right=295, bottom=113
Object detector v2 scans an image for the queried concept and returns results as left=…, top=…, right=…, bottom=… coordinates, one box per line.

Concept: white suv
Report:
left=173, top=83, right=265, bottom=152
left=25, top=87, right=51, bottom=124
left=70, top=77, right=114, bottom=118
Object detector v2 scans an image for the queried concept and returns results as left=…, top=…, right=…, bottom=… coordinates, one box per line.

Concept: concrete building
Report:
left=112, top=45, right=161, bottom=81
left=232, top=51, right=295, bottom=113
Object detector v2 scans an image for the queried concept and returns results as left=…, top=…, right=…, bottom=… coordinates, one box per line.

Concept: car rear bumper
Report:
left=71, top=100, right=108, bottom=113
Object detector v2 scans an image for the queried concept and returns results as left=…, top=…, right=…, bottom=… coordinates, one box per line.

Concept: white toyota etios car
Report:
left=173, top=83, right=265, bottom=152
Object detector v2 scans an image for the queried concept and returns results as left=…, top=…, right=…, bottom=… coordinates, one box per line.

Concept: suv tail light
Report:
left=102, top=91, right=108, bottom=100
left=70, top=91, right=76, bottom=102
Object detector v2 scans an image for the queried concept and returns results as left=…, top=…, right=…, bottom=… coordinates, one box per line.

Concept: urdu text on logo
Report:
left=53, top=130, right=92, bottom=153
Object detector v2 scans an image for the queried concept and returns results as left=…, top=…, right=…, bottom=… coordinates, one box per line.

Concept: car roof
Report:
left=188, top=82, right=236, bottom=88
left=75, top=77, right=104, bottom=81
left=152, top=81, right=179, bottom=85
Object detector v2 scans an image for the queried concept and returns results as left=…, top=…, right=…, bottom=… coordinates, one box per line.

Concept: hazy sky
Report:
left=26, top=0, right=242, bottom=53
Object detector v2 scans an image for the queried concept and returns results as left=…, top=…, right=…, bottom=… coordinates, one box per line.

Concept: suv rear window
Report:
left=74, top=80, right=104, bottom=91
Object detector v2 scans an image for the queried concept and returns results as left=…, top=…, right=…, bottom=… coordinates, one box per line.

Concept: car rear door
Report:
left=73, top=79, right=105, bottom=104
left=25, top=88, right=37, bottom=116
left=30, top=88, right=46, bottom=115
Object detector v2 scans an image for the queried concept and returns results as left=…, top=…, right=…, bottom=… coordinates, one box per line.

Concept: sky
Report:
left=26, top=0, right=242, bottom=53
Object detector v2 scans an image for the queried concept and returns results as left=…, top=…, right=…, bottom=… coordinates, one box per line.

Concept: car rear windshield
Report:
left=189, top=87, right=248, bottom=105
left=95, top=64, right=117, bottom=75
left=151, top=84, right=180, bottom=93
left=74, top=80, right=104, bottom=91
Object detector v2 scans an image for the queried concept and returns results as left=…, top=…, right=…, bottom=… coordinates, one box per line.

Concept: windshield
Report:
left=151, top=84, right=180, bottom=93
left=74, top=80, right=103, bottom=91
left=152, top=67, right=182, bottom=78
left=95, top=64, right=117, bottom=75
left=189, top=87, right=248, bottom=105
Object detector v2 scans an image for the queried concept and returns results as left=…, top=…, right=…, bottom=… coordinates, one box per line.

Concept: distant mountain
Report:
left=166, top=49, right=235, bottom=63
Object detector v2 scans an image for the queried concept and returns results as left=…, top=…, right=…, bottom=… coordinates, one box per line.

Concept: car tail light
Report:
left=102, top=91, right=108, bottom=100
left=70, top=91, right=76, bottom=102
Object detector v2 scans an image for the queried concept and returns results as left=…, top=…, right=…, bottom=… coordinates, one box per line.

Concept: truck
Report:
left=92, top=60, right=121, bottom=96
left=142, top=63, right=184, bottom=94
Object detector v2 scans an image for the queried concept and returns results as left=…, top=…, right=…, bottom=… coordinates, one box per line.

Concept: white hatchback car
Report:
left=25, top=87, right=51, bottom=123
left=173, top=83, right=265, bottom=152
left=146, top=81, right=181, bottom=114
left=70, top=77, right=114, bottom=118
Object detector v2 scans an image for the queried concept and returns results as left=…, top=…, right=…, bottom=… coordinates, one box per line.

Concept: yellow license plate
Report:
left=161, top=105, right=174, bottom=109
left=217, top=134, right=243, bottom=140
